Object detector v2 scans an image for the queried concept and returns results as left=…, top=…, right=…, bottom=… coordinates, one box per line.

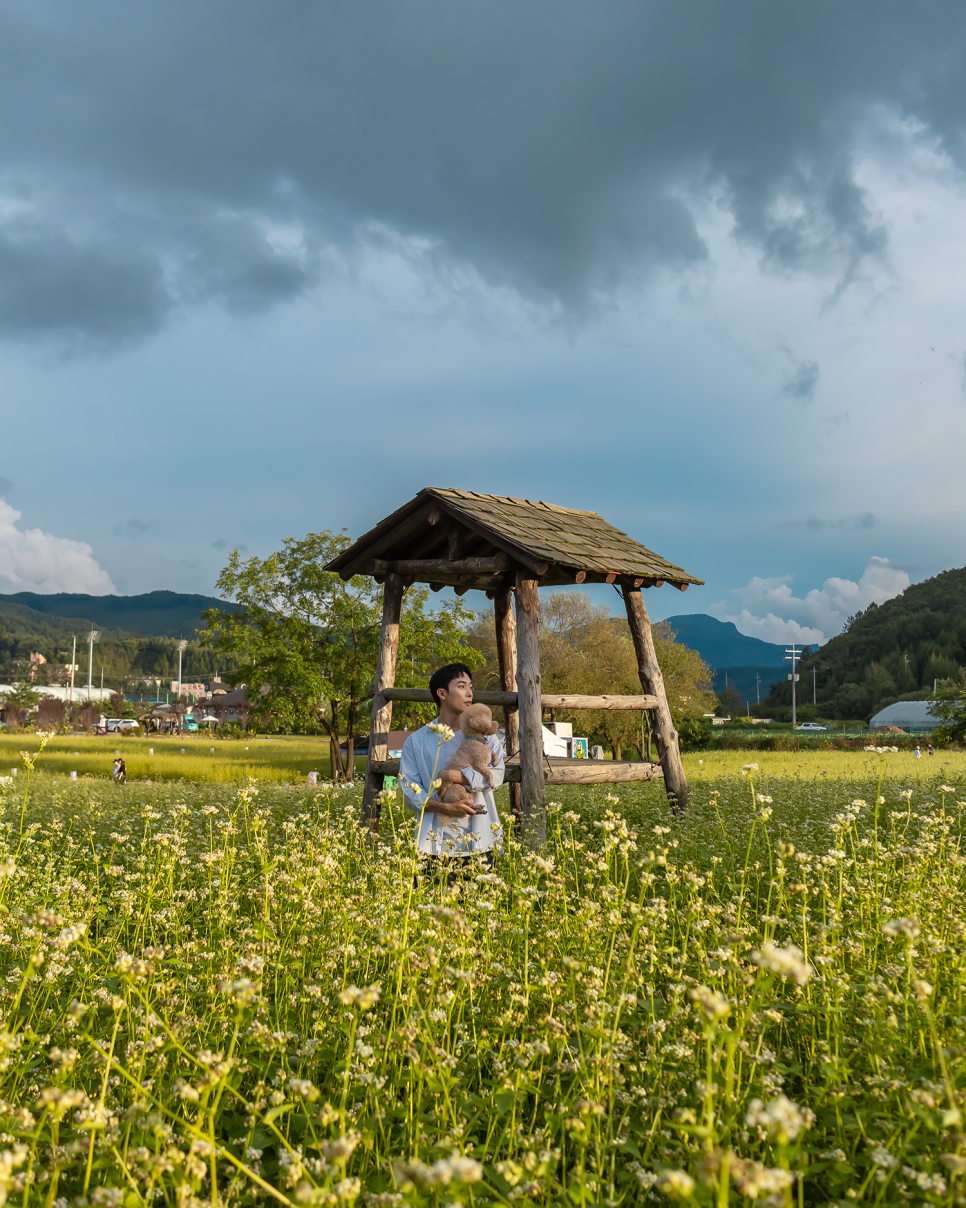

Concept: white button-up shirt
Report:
left=398, top=723, right=505, bottom=856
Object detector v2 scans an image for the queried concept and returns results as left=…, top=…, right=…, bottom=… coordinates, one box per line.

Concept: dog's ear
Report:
left=464, top=703, right=492, bottom=734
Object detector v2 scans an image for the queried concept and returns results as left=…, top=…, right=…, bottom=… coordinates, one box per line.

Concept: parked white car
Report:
left=104, top=718, right=139, bottom=732
left=796, top=722, right=828, bottom=731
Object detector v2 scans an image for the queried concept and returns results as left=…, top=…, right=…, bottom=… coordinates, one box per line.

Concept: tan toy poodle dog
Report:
left=438, top=702, right=501, bottom=809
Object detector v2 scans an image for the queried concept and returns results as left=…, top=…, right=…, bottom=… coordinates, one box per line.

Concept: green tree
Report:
left=864, top=660, right=897, bottom=713
left=930, top=672, right=966, bottom=745
left=716, top=684, right=741, bottom=716
left=203, top=530, right=482, bottom=780
left=5, top=682, right=42, bottom=710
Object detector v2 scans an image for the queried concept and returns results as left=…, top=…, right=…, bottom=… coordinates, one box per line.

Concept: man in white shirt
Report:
left=398, top=662, right=504, bottom=867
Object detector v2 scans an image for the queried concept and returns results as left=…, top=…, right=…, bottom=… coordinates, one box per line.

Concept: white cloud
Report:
left=713, top=556, right=910, bottom=645
left=0, top=499, right=116, bottom=594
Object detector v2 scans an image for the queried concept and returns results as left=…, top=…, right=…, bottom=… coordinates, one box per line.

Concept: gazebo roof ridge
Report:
left=326, top=486, right=704, bottom=590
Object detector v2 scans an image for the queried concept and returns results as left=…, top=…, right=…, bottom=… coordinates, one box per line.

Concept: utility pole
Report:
left=755, top=673, right=762, bottom=705
left=812, top=664, right=817, bottom=706
left=70, top=635, right=76, bottom=706
left=86, top=631, right=99, bottom=702
left=784, top=643, right=801, bottom=729
left=176, top=639, right=188, bottom=697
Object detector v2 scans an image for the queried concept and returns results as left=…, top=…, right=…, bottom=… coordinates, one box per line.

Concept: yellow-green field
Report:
left=2, top=732, right=963, bottom=787
left=0, top=734, right=366, bottom=784
left=684, top=746, right=966, bottom=782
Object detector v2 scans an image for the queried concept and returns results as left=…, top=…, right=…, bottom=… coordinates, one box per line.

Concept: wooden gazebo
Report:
left=326, top=488, right=704, bottom=843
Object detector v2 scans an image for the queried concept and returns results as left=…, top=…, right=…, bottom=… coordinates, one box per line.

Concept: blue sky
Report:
left=0, top=2, right=964, bottom=644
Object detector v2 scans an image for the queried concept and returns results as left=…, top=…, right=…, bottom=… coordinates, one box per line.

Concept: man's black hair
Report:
left=429, top=662, right=473, bottom=707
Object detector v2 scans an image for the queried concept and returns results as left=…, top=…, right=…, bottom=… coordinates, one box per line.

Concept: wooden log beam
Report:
left=529, top=759, right=664, bottom=785
left=515, top=573, right=546, bottom=846
left=366, top=555, right=511, bottom=576
left=380, top=687, right=519, bottom=706
left=435, top=508, right=549, bottom=578
left=371, top=758, right=664, bottom=785
left=623, top=586, right=689, bottom=812
left=360, top=572, right=404, bottom=829
left=338, top=505, right=436, bottom=578
left=494, top=585, right=521, bottom=828
left=375, top=687, right=657, bottom=710
left=540, top=693, right=658, bottom=711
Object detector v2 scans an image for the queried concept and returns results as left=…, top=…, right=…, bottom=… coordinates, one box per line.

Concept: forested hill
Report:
left=0, top=592, right=240, bottom=689
left=764, top=565, right=966, bottom=721
left=0, top=590, right=235, bottom=637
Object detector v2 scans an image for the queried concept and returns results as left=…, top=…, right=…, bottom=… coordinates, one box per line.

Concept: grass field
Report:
left=0, top=747, right=965, bottom=1204
left=0, top=734, right=367, bottom=784
left=3, top=732, right=963, bottom=787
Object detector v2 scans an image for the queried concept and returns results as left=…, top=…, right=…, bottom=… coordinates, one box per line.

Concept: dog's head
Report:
left=460, top=702, right=499, bottom=737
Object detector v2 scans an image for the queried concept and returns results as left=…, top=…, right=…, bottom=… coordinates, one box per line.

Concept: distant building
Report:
left=203, top=686, right=249, bottom=726
left=869, top=701, right=944, bottom=732
left=170, top=681, right=207, bottom=698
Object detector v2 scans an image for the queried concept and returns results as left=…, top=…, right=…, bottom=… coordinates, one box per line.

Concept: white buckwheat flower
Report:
left=745, top=1094, right=815, bottom=1143
left=871, top=1146, right=898, bottom=1170
left=750, top=942, right=814, bottom=986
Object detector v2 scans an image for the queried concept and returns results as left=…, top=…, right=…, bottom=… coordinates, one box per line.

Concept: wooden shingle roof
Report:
left=327, top=488, right=703, bottom=592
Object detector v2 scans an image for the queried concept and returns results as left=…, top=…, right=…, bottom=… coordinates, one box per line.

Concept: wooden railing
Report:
left=372, top=756, right=664, bottom=785
left=378, top=687, right=658, bottom=710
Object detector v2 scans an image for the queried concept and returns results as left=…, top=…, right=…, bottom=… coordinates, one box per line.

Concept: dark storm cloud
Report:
left=3, top=0, right=966, bottom=347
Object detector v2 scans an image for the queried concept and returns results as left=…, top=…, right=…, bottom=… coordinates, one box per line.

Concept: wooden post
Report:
left=494, top=586, right=521, bottom=828
left=361, top=572, right=404, bottom=830
left=623, top=586, right=689, bottom=811
left=514, top=573, right=546, bottom=846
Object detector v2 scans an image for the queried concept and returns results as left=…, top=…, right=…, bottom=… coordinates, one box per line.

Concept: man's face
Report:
left=438, top=673, right=473, bottom=714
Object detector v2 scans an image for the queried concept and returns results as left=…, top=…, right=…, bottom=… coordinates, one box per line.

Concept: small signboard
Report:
left=385, top=748, right=403, bottom=789
left=568, top=737, right=589, bottom=759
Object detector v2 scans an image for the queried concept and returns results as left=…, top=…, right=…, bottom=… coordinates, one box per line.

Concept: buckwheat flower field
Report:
left=0, top=748, right=965, bottom=1206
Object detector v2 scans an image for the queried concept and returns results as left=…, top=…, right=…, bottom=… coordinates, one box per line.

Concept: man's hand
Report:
left=425, top=797, right=481, bottom=817
left=437, top=768, right=470, bottom=786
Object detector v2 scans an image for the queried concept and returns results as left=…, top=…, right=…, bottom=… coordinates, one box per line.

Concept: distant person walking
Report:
left=112, top=757, right=126, bottom=784
left=928, top=742, right=935, bottom=756
left=914, top=744, right=921, bottom=759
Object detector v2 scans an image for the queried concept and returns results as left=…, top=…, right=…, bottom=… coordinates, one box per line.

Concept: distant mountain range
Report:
left=0, top=591, right=235, bottom=638
left=663, top=614, right=788, bottom=669
left=662, top=614, right=792, bottom=707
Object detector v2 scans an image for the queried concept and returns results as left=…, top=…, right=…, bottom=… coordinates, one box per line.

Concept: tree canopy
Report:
left=202, top=530, right=482, bottom=778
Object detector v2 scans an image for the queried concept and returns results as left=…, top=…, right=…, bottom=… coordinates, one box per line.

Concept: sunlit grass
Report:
left=683, top=746, right=966, bottom=782
left=0, top=749, right=964, bottom=1203
left=0, top=734, right=367, bottom=784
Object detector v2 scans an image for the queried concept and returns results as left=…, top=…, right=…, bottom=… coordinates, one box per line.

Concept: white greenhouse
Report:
left=869, top=700, right=944, bottom=732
